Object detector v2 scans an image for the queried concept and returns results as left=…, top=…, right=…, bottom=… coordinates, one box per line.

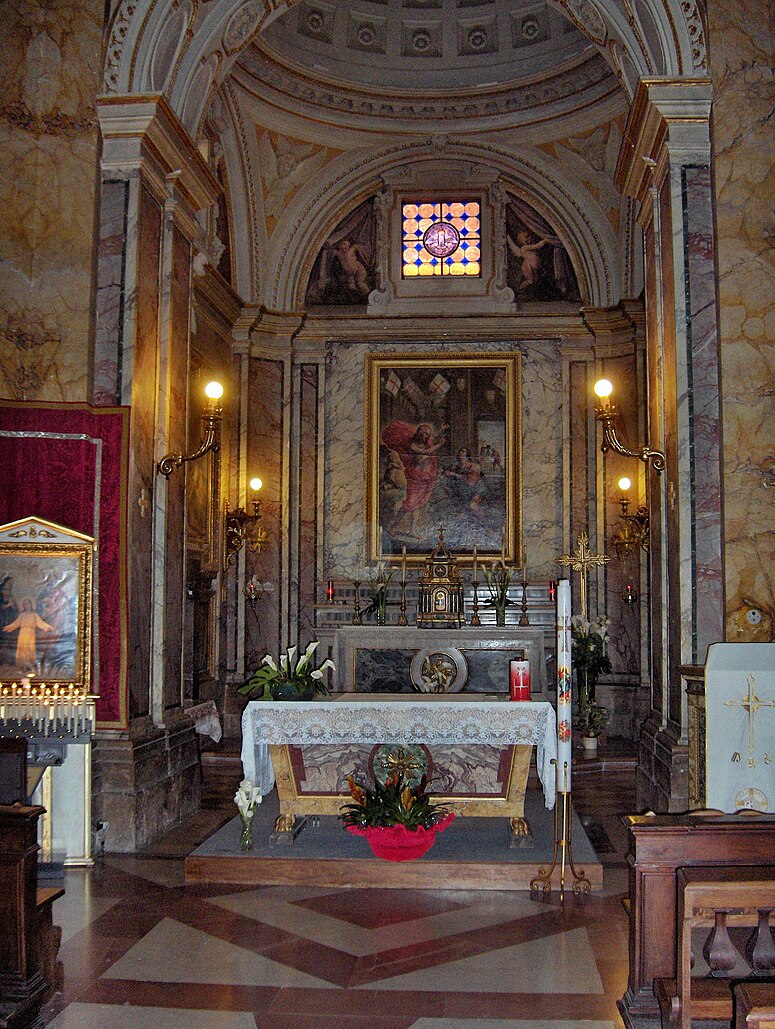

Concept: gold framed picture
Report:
left=365, top=352, right=522, bottom=564
left=0, top=517, right=94, bottom=688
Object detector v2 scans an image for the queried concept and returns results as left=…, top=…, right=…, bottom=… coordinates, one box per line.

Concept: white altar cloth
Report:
left=241, top=695, right=557, bottom=808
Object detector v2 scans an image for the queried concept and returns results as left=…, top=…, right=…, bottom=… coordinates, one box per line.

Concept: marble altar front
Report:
left=330, top=626, right=549, bottom=698
left=241, top=694, right=557, bottom=843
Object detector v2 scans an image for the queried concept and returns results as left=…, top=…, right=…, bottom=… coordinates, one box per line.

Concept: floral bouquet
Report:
left=483, top=562, right=515, bottom=625
left=234, top=778, right=262, bottom=851
left=571, top=615, right=612, bottom=736
left=363, top=562, right=394, bottom=624
left=239, top=640, right=335, bottom=701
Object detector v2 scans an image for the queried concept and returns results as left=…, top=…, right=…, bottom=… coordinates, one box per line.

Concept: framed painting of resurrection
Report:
left=0, top=517, right=93, bottom=688
left=366, top=353, right=521, bottom=564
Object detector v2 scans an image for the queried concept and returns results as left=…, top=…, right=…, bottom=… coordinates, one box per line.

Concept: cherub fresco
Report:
left=505, top=195, right=581, bottom=303
left=305, top=198, right=377, bottom=306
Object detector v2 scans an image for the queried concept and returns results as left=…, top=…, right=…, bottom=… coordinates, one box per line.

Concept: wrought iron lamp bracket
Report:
left=595, top=399, right=665, bottom=474
left=158, top=408, right=221, bottom=478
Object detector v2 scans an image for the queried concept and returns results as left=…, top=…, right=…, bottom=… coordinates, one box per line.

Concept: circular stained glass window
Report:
left=423, top=222, right=461, bottom=258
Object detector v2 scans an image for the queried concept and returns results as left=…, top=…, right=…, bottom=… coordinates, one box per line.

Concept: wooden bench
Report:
left=620, top=811, right=775, bottom=1022
left=654, top=865, right=775, bottom=1028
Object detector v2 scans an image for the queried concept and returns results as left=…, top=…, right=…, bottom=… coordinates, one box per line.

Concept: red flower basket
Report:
left=346, top=813, right=455, bottom=861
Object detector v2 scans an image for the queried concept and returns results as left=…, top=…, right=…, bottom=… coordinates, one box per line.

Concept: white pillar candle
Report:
left=556, top=578, right=573, bottom=793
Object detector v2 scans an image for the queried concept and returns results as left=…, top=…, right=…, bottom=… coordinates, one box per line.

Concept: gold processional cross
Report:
left=556, top=531, right=609, bottom=620
left=724, top=673, right=775, bottom=768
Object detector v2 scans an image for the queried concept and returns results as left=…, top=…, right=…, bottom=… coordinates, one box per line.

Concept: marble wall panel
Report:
left=127, top=187, right=161, bottom=720
left=245, top=356, right=285, bottom=669
left=324, top=339, right=564, bottom=584
left=162, top=226, right=191, bottom=710
left=297, top=365, right=319, bottom=641
left=709, top=0, right=775, bottom=642
left=93, top=180, right=128, bottom=406
left=0, top=2, right=103, bottom=402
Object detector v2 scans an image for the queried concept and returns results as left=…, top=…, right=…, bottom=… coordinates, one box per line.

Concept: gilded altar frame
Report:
left=0, top=516, right=94, bottom=689
left=365, top=352, right=522, bottom=564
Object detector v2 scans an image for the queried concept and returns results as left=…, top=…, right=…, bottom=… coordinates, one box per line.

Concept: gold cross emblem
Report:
left=556, top=532, right=609, bottom=619
left=724, top=674, right=775, bottom=763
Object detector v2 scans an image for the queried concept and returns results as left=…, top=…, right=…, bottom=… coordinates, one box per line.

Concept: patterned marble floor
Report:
left=41, top=749, right=634, bottom=1029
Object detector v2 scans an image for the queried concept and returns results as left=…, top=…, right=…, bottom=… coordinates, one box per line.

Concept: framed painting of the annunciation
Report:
left=365, top=352, right=522, bottom=564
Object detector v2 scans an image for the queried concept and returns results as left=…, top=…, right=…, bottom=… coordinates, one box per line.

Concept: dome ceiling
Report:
left=241, top=0, right=622, bottom=133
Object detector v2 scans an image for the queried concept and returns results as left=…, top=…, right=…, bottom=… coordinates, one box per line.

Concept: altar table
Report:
left=241, top=694, right=557, bottom=840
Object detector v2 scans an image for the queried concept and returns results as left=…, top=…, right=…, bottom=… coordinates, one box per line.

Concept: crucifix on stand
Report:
left=556, top=531, right=609, bottom=620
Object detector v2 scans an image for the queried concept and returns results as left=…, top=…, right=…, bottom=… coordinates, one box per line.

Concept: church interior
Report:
left=0, top=1, right=773, bottom=1027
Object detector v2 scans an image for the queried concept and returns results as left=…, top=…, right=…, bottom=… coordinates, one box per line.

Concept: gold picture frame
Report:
left=0, top=517, right=94, bottom=689
left=365, top=352, right=522, bottom=564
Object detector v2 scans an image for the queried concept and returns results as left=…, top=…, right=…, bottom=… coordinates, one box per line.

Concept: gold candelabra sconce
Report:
left=158, top=380, right=223, bottom=477
left=224, top=477, right=270, bottom=569
left=593, top=378, right=666, bottom=475
left=610, top=476, right=649, bottom=605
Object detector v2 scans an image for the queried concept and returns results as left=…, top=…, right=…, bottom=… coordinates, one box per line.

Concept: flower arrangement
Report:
left=483, top=562, right=514, bottom=625
left=340, top=772, right=450, bottom=831
left=571, top=615, right=612, bottom=738
left=363, top=562, right=394, bottom=624
left=238, top=640, right=334, bottom=701
left=234, top=778, right=262, bottom=851
left=340, top=771, right=454, bottom=861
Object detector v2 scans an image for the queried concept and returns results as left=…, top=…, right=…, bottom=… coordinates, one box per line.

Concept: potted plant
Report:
left=483, top=562, right=514, bottom=625
left=238, top=640, right=334, bottom=701
left=340, top=771, right=454, bottom=861
left=363, top=562, right=394, bottom=624
left=576, top=702, right=610, bottom=752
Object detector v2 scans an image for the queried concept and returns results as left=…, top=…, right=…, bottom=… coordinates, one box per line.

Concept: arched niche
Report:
left=264, top=142, right=619, bottom=312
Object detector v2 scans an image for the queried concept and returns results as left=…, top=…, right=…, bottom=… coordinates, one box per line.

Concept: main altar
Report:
left=241, top=693, right=557, bottom=845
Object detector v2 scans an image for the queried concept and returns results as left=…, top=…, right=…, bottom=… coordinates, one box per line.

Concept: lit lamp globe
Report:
left=593, top=378, right=613, bottom=400
left=204, top=381, right=224, bottom=403
left=618, top=477, right=631, bottom=493
left=249, top=477, right=263, bottom=493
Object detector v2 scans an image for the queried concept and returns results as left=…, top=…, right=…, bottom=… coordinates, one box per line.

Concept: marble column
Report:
left=617, top=80, right=723, bottom=811
left=93, top=96, right=220, bottom=850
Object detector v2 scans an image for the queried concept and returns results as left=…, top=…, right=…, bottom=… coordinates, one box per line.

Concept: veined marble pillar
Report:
left=617, top=80, right=723, bottom=811
left=93, top=96, right=220, bottom=849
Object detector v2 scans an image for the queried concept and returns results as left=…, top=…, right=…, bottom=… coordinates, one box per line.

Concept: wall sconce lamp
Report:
left=158, top=381, right=223, bottom=477
left=593, top=379, right=666, bottom=475
left=224, top=477, right=270, bottom=569
left=611, top=476, right=651, bottom=555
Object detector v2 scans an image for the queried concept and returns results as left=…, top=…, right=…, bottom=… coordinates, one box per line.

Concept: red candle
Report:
left=549, top=580, right=557, bottom=601
left=326, top=580, right=335, bottom=603
left=509, top=660, right=531, bottom=701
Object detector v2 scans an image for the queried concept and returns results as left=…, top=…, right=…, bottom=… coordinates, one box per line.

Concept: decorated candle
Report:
left=401, top=545, right=407, bottom=582
left=556, top=578, right=572, bottom=793
left=509, top=659, right=530, bottom=701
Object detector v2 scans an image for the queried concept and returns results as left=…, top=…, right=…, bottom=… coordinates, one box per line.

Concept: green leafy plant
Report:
left=238, top=641, right=334, bottom=701
left=362, top=562, right=394, bottom=622
left=339, top=771, right=450, bottom=831
left=483, top=562, right=514, bottom=624
left=576, top=702, right=610, bottom=738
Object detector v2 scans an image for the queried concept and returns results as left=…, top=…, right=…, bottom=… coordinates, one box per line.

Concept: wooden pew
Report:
left=653, top=865, right=775, bottom=1028
left=735, top=982, right=775, bottom=1028
left=0, top=804, right=62, bottom=1029
left=619, top=811, right=775, bottom=1024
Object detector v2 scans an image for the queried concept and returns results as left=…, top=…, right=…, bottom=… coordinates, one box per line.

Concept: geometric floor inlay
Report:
left=46, top=1004, right=258, bottom=1029
left=356, top=927, right=605, bottom=994
left=101, top=918, right=337, bottom=989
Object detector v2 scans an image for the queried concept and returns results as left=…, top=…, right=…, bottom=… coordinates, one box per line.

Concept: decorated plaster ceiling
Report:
left=242, top=0, right=621, bottom=131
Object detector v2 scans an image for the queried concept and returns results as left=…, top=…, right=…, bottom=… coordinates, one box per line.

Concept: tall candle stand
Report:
left=351, top=579, right=362, bottom=626
left=398, top=578, right=409, bottom=625
left=470, top=570, right=481, bottom=627
left=519, top=573, right=530, bottom=626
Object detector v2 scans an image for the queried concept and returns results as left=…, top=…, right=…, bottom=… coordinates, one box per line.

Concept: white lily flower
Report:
left=262, top=654, right=278, bottom=671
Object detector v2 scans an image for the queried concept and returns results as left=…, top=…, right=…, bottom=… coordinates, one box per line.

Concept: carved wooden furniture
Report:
left=620, top=811, right=775, bottom=1024
left=734, top=982, right=775, bottom=1028
left=241, top=694, right=557, bottom=842
left=654, top=866, right=775, bottom=1028
left=0, top=803, right=61, bottom=1029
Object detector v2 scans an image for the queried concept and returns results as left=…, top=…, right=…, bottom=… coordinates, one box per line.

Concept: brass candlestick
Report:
left=398, top=579, right=409, bottom=625
left=470, top=571, right=481, bottom=627
left=519, top=574, right=530, bottom=626
left=351, top=579, right=362, bottom=626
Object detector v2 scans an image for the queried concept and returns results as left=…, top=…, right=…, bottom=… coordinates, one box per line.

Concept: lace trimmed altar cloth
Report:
left=241, top=695, right=557, bottom=808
